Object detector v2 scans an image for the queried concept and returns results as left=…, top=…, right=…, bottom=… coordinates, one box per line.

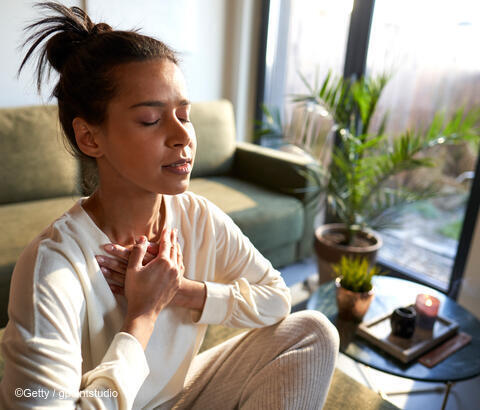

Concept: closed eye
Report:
left=141, top=119, right=160, bottom=126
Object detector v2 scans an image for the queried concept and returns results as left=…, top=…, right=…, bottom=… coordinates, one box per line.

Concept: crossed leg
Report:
left=165, top=310, right=339, bottom=410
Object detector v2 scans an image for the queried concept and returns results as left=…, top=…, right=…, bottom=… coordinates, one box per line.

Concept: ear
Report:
left=72, top=117, right=103, bottom=158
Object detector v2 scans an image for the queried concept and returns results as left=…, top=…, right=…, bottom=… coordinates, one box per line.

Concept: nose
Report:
left=165, top=115, right=193, bottom=149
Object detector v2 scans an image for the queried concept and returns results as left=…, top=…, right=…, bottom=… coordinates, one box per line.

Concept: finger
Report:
left=170, top=228, right=177, bottom=260
left=100, top=266, right=126, bottom=286
left=96, top=255, right=127, bottom=274
left=108, top=283, right=125, bottom=296
left=147, top=242, right=159, bottom=256
left=142, top=249, right=156, bottom=265
left=158, top=227, right=172, bottom=259
left=105, top=242, right=156, bottom=262
left=127, top=236, right=148, bottom=270
left=103, top=244, right=130, bottom=262
left=105, top=276, right=124, bottom=288
left=176, top=242, right=183, bottom=270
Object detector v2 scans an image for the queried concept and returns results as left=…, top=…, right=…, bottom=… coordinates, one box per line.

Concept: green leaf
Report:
left=298, top=70, right=314, bottom=94
left=333, top=255, right=385, bottom=292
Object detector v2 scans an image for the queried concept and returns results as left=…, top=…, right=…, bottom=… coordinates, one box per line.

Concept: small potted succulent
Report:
left=331, top=255, right=384, bottom=322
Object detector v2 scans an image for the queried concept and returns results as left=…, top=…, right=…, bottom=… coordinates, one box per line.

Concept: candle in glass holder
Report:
left=415, top=294, right=440, bottom=331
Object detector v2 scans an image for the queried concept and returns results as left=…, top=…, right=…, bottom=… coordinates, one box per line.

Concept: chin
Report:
left=161, top=182, right=190, bottom=196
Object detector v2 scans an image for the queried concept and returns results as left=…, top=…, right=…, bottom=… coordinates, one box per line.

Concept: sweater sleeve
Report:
left=194, top=199, right=291, bottom=328
left=0, top=243, right=149, bottom=409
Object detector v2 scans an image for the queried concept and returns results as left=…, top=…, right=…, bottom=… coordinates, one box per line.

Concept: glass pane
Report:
left=283, top=0, right=353, bottom=110
left=263, top=0, right=353, bottom=156
left=366, top=0, right=480, bottom=287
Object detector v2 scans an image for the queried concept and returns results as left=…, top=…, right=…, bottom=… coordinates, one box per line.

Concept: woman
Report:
left=0, top=2, right=339, bottom=409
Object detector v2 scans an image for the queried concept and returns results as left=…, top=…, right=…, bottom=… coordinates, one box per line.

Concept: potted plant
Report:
left=258, top=72, right=480, bottom=283
left=331, top=255, right=383, bottom=322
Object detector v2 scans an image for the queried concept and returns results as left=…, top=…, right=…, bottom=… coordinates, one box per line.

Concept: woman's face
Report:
left=95, top=58, right=196, bottom=196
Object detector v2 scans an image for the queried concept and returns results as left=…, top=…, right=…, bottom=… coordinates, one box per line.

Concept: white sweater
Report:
left=0, top=192, right=291, bottom=409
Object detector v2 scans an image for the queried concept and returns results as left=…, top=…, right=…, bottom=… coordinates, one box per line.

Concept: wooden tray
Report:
left=357, top=305, right=459, bottom=363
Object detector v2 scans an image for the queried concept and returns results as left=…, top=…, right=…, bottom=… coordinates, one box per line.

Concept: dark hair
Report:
left=19, top=2, right=178, bottom=190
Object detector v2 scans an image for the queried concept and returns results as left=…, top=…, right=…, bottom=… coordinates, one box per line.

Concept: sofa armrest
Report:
left=233, top=142, right=318, bottom=202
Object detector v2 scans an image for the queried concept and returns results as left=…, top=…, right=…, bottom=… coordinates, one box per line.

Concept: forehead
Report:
left=111, top=59, right=187, bottom=105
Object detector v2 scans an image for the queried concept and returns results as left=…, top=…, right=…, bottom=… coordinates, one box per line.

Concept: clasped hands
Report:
left=96, top=227, right=206, bottom=313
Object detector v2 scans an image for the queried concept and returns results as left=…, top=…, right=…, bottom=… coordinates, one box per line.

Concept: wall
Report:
left=86, top=0, right=226, bottom=103
left=0, top=0, right=261, bottom=141
left=0, top=0, right=82, bottom=107
left=458, top=208, right=480, bottom=317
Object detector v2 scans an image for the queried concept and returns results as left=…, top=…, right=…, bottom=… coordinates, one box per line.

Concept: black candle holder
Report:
left=390, top=306, right=416, bottom=339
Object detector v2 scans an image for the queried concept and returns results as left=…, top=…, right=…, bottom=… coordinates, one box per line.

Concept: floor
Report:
left=279, top=258, right=480, bottom=410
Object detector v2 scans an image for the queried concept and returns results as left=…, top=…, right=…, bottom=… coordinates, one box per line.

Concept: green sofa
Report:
left=0, top=100, right=399, bottom=409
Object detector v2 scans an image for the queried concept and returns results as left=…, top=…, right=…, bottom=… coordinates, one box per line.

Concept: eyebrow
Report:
left=129, top=99, right=191, bottom=109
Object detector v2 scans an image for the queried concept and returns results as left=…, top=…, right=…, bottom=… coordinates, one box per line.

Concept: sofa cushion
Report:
left=0, top=195, right=81, bottom=270
left=190, top=100, right=236, bottom=178
left=188, top=176, right=304, bottom=256
left=0, top=106, right=80, bottom=204
left=0, top=196, right=81, bottom=327
left=262, top=242, right=297, bottom=270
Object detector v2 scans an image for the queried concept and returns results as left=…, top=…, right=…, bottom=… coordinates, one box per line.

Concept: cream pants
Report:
left=157, top=310, right=339, bottom=410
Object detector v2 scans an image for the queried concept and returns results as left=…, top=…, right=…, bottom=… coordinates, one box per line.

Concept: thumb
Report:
left=127, top=236, right=148, bottom=270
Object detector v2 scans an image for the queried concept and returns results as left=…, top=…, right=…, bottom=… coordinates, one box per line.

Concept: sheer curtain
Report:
left=284, top=0, right=353, bottom=98
left=278, top=0, right=352, bottom=160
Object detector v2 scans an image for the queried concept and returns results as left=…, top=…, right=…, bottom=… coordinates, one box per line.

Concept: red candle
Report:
left=415, top=294, right=440, bottom=330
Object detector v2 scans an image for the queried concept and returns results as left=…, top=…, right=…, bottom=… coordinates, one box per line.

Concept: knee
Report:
left=287, top=310, right=339, bottom=355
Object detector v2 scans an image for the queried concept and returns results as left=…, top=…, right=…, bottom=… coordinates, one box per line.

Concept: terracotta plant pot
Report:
left=335, top=277, right=374, bottom=322
left=314, top=223, right=382, bottom=284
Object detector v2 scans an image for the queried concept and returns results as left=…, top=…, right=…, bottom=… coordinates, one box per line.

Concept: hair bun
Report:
left=46, top=23, right=112, bottom=73
left=91, top=23, right=112, bottom=35
left=46, top=30, right=87, bottom=72
left=20, top=3, right=113, bottom=76
left=47, top=22, right=113, bottom=72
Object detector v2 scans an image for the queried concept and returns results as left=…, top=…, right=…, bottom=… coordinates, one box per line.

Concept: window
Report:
left=366, top=0, right=480, bottom=289
left=258, top=0, right=480, bottom=295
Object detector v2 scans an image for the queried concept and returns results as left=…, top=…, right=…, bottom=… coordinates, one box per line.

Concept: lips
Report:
left=162, top=158, right=193, bottom=176
left=163, top=158, right=192, bottom=168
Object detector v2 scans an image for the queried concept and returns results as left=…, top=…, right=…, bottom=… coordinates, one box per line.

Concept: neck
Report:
left=83, top=186, right=165, bottom=247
